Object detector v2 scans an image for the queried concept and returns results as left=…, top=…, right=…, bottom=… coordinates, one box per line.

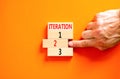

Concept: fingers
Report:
left=118, top=9, right=120, bottom=18
left=87, top=22, right=98, bottom=30
left=82, top=30, right=94, bottom=39
left=91, top=15, right=97, bottom=22
left=68, top=40, right=95, bottom=47
left=82, top=27, right=102, bottom=39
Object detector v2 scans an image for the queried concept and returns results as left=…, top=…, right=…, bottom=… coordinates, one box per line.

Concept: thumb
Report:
left=68, top=40, right=95, bottom=47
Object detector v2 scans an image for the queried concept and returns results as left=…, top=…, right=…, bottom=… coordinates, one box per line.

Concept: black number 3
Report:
left=59, top=48, right=62, bottom=55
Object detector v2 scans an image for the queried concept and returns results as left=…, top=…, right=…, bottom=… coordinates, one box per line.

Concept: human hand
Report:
left=69, top=9, right=120, bottom=50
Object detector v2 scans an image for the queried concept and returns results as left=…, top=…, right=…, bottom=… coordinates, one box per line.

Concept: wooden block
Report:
left=48, top=22, right=73, bottom=39
left=47, top=48, right=73, bottom=56
left=48, top=30, right=73, bottom=39
left=43, top=39, right=68, bottom=48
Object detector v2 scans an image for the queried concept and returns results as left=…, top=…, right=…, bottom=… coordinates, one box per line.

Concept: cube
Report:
left=43, top=39, right=68, bottom=48
left=47, top=48, right=73, bottom=56
left=48, top=22, right=73, bottom=39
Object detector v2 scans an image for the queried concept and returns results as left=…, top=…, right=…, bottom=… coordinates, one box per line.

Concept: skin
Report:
left=69, top=9, right=120, bottom=50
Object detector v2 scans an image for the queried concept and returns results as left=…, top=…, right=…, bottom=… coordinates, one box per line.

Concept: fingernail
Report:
left=68, top=41, right=73, bottom=47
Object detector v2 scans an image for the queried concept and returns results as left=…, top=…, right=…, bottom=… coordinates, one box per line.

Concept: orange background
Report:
left=0, top=0, right=120, bottom=79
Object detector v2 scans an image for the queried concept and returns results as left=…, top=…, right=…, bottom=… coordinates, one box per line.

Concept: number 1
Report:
left=59, top=32, right=62, bottom=38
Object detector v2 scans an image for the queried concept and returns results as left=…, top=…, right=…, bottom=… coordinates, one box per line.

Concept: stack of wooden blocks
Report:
left=43, top=22, right=73, bottom=56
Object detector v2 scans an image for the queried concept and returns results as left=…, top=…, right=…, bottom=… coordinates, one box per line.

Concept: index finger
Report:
left=68, top=40, right=95, bottom=47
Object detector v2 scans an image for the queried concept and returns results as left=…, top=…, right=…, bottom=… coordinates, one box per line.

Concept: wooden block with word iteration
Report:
left=48, top=48, right=73, bottom=56
left=48, top=22, right=73, bottom=39
left=43, top=39, right=68, bottom=48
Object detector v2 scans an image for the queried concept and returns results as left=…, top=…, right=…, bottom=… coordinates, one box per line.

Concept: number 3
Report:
left=59, top=48, right=62, bottom=55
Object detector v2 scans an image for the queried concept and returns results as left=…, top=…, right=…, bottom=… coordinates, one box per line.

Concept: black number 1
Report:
left=59, top=32, right=62, bottom=38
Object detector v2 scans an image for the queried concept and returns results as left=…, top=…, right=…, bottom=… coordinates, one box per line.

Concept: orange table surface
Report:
left=0, top=0, right=120, bottom=79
